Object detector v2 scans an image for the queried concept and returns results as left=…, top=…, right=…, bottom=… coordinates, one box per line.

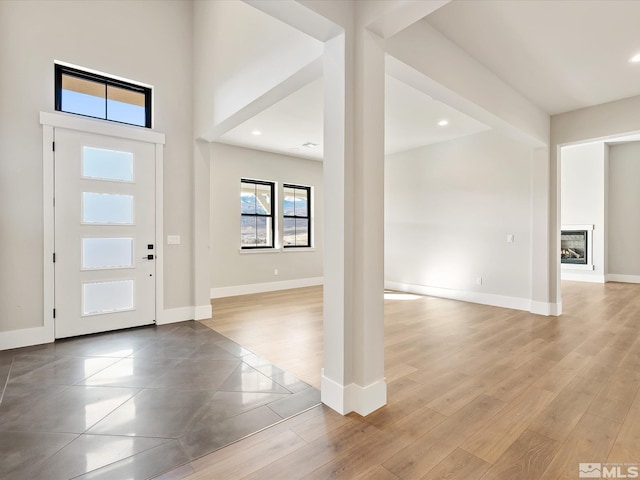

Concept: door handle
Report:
left=142, top=254, right=155, bottom=260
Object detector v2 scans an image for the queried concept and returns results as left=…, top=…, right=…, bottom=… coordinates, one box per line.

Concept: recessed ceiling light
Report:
left=251, top=130, right=262, bottom=136
left=437, top=119, right=449, bottom=126
left=629, top=54, right=640, bottom=63
left=302, top=142, right=318, bottom=148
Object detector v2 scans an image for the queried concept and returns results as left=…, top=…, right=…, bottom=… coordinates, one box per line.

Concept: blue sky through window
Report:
left=61, top=90, right=146, bottom=127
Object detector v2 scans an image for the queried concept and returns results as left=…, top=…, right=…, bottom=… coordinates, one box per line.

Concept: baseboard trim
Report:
left=606, top=274, right=640, bottom=284
left=210, top=277, right=324, bottom=299
left=321, top=369, right=387, bottom=416
left=385, top=281, right=532, bottom=312
left=194, top=304, right=212, bottom=320
left=157, top=305, right=211, bottom=325
left=0, top=325, right=54, bottom=351
left=561, top=273, right=606, bottom=283
left=530, top=300, right=563, bottom=316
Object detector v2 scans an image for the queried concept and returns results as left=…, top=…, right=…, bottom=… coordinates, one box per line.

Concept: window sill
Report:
left=238, top=247, right=317, bottom=254
left=239, top=248, right=281, bottom=254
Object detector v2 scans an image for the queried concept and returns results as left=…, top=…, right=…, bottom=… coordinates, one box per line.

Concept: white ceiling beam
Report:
left=386, top=54, right=546, bottom=148
left=387, top=21, right=549, bottom=147
left=363, top=0, right=450, bottom=39
left=198, top=56, right=323, bottom=142
left=244, top=0, right=343, bottom=42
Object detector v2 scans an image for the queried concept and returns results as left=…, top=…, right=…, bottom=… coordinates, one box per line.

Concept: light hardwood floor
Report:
left=159, top=281, right=640, bottom=480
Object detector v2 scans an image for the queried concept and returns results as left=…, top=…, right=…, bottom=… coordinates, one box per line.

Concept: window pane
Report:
left=283, top=187, right=296, bottom=215
left=107, top=85, right=146, bottom=126
left=82, top=237, right=133, bottom=269
left=295, top=218, right=309, bottom=246
left=82, top=146, right=133, bottom=182
left=294, top=189, right=308, bottom=216
left=256, top=216, right=272, bottom=247
left=283, top=217, right=296, bottom=246
left=241, top=215, right=257, bottom=247
left=83, top=280, right=134, bottom=315
left=83, top=192, right=133, bottom=224
left=255, top=183, right=272, bottom=215
left=61, top=74, right=106, bottom=118
left=241, top=183, right=257, bottom=214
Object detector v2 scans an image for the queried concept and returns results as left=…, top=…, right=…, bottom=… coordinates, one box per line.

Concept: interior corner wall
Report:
left=608, top=142, right=640, bottom=278
left=384, top=130, right=533, bottom=307
left=0, top=0, right=194, bottom=336
left=560, top=142, right=607, bottom=281
left=210, top=143, right=324, bottom=295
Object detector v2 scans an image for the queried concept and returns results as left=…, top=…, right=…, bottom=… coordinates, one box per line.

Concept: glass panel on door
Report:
left=83, top=280, right=134, bottom=316
left=82, top=192, right=133, bottom=224
left=82, top=146, right=134, bottom=182
left=82, top=237, right=134, bottom=269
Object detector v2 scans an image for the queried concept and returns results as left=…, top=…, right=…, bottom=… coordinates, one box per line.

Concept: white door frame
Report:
left=40, top=111, right=165, bottom=341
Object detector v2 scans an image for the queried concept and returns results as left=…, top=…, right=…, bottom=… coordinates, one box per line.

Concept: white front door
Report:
left=54, top=128, right=156, bottom=338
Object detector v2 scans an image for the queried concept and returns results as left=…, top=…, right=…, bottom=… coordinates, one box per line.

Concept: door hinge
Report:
left=52, top=141, right=55, bottom=152
left=53, top=252, right=56, bottom=263
left=53, top=308, right=56, bottom=319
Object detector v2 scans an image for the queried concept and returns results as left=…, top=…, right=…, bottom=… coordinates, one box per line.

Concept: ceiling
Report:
left=218, top=78, right=325, bottom=161
left=217, top=74, right=490, bottom=160
left=215, top=0, right=640, bottom=160
left=425, top=0, right=640, bottom=115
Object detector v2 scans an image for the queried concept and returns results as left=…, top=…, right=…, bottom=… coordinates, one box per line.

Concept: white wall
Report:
left=560, top=142, right=607, bottom=281
left=0, top=0, right=193, bottom=335
left=385, top=130, right=533, bottom=308
left=210, top=142, right=323, bottom=296
left=608, top=142, right=640, bottom=278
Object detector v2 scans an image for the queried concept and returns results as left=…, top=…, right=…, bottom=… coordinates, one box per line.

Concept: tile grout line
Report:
left=0, top=355, right=16, bottom=406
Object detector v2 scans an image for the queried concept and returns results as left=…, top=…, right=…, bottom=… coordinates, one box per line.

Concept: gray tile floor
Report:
left=0, top=321, right=320, bottom=479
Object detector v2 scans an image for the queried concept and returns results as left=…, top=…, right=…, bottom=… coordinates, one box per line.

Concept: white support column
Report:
left=321, top=25, right=387, bottom=416
left=530, top=147, right=562, bottom=316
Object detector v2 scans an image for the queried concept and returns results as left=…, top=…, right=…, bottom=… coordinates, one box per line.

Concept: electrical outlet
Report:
left=274, top=269, right=279, bottom=276
left=476, top=277, right=483, bottom=286
left=507, top=234, right=515, bottom=243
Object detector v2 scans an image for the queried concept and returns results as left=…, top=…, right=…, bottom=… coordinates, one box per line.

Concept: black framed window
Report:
left=283, top=184, right=311, bottom=248
left=55, top=64, right=152, bottom=128
left=241, top=179, right=275, bottom=249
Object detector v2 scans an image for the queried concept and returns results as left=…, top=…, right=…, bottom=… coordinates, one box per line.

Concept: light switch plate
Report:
left=167, top=235, right=181, bottom=245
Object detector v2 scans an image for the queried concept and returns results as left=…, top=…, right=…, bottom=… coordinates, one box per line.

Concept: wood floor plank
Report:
left=485, top=357, right=556, bottom=402
left=184, top=430, right=306, bottom=480
left=304, top=429, right=407, bottom=480
left=353, top=465, right=400, bottom=480
left=533, top=351, right=593, bottom=392
left=383, top=395, right=506, bottom=480
left=607, top=399, right=640, bottom=463
left=426, top=364, right=512, bottom=416
left=539, top=413, right=621, bottom=480
left=240, top=420, right=380, bottom=480
left=529, top=387, right=594, bottom=441
left=479, top=429, right=559, bottom=480
left=420, top=448, right=490, bottom=480
left=460, top=387, right=556, bottom=463
left=586, top=375, right=640, bottom=423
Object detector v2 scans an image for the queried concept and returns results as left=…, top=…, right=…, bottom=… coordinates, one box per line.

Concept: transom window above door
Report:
left=55, top=63, right=152, bottom=128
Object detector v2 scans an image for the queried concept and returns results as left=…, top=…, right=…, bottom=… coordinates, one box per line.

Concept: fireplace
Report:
left=561, top=230, right=588, bottom=264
